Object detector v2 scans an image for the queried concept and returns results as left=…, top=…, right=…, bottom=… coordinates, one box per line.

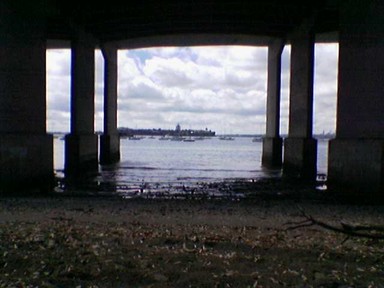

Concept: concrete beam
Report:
left=65, top=31, right=98, bottom=177
left=328, top=139, right=384, bottom=200
left=70, top=33, right=96, bottom=134
left=0, top=5, right=53, bottom=192
left=265, top=39, right=284, bottom=138
left=0, top=13, right=46, bottom=134
left=262, top=39, right=284, bottom=168
left=284, top=138, right=317, bottom=179
left=109, top=34, right=275, bottom=49
left=101, top=45, right=118, bottom=135
left=335, top=1, right=384, bottom=139
left=328, top=0, right=384, bottom=196
left=287, top=32, right=314, bottom=138
left=100, top=134, right=120, bottom=165
left=46, top=40, right=71, bottom=49
left=262, top=137, right=283, bottom=169
left=65, top=134, right=98, bottom=176
left=100, top=44, right=120, bottom=164
left=46, top=33, right=339, bottom=50
left=283, top=21, right=317, bottom=180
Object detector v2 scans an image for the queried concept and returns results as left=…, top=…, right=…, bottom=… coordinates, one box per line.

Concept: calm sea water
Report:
left=54, top=137, right=328, bottom=197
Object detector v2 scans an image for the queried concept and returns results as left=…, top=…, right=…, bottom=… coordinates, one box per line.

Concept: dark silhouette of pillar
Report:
left=262, top=39, right=284, bottom=168
left=328, top=0, right=384, bottom=197
left=0, top=5, right=53, bottom=192
left=283, top=22, right=317, bottom=180
left=100, top=44, right=120, bottom=164
left=65, top=32, right=98, bottom=177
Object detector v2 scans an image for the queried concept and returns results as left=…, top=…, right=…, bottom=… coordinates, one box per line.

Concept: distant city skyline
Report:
left=46, top=44, right=338, bottom=135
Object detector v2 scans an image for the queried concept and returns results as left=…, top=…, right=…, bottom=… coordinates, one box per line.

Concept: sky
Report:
left=46, top=44, right=338, bottom=135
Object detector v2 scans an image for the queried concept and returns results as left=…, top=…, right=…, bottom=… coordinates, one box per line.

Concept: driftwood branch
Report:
left=284, top=206, right=384, bottom=240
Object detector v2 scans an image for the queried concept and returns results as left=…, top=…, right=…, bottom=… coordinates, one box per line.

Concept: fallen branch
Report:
left=284, top=206, right=384, bottom=240
left=340, top=222, right=384, bottom=233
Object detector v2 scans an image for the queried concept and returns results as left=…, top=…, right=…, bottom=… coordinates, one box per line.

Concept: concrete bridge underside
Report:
left=1, top=0, right=383, bottom=199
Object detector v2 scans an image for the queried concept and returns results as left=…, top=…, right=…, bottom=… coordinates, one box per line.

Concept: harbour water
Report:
left=54, top=137, right=329, bottom=198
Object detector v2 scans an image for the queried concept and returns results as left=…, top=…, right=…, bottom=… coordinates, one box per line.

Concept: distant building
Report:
left=118, top=124, right=215, bottom=137
left=175, top=123, right=181, bottom=133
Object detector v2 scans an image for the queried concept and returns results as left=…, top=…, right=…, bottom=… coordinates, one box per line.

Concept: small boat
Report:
left=194, top=136, right=205, bottom=141
left=219, top=136, right=235, bottom=141
left=170, top=136, right=184, bottom=141
left=252, top=137, right=262, bottom=142
left=129, top=136, right=142, bottom=140
left=183, top=137, right=195, bottom=142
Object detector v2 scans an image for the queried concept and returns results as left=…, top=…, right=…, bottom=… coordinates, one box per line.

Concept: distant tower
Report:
left=175, top=123, right=181, bottom=133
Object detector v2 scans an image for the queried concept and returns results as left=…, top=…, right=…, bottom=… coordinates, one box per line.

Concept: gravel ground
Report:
left=0, top=191, right=384, bottom=287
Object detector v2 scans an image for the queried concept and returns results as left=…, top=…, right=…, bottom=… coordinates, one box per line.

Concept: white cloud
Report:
left=143, top=56, right=197, bottom=87
left=114, top=46, right=269, bottom=132
left=46, top=50, right=71, bottom=132
left=314, top=44, right=338, bottom=134
left=46, top=44, right=338, bottom=135
left=46, top=49, right=71, bottom=76
left=118, top=51, right=142, bottom=80
left=279, top=45, right=291, bottom=135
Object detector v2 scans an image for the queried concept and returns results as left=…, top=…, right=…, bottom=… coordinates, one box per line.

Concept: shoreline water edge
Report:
left=53, top=137, right=329, bottom=199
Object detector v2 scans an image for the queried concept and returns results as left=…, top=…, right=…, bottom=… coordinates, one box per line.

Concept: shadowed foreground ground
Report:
left=0, top=191, right=383, bottom=287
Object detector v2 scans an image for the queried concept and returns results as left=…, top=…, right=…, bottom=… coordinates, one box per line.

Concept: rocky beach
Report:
left=1, top=182, right=384, bottom=287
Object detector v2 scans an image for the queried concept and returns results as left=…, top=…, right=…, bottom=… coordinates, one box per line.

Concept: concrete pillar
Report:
left=0, top=4, right=53, bottom=192
left=262, top=39, right=284, bottom=168
left=328, top=0, right=384, bottom=197
left=100, top=44, right=120, bottom=164
left=283, top=23, right=317, bottom=180
left=65, top=32, right=98, bottom=176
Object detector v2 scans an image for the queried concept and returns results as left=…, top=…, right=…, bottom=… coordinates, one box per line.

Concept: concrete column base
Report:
left=65, top=134, right=99, bottom=177
left=0, top=134, right=53, bottom=193
left=100, top=134, right=120, bottom=165
left=262, top=137, right=283, bottom=168
left=328, top=139, right=384, bottom=198
left=283, top=137, right=317, bottom=180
